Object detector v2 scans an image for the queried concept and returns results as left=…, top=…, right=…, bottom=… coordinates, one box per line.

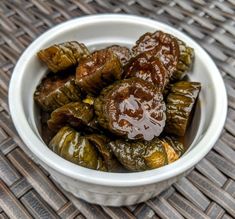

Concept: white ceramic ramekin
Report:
left=9, top=14, right=227, bottom=206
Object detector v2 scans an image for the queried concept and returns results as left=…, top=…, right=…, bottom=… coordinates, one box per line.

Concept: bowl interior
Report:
left=9, top=15, right=226, bottom=186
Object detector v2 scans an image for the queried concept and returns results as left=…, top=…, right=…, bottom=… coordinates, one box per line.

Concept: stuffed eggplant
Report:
left=34, top=74, right=82, bottom=112
left=123, top=52, right=170, bottom=91
left=132, top=31, right=179, bottom=76
left=94, top=78, right=166, bottom=141
left=37, top=41, right=90, bottom=73
left=107, top=45, right=132, bottom=66
left=132, top=31, right=194, bottom=80
left=109, top=138, right=168, bottom=171
left=165, top=81, right=201, bottom=136
left=76, top=49, right=122, bottom=95
left=49, top=126, right=106, bottom=170
left=47, top=102, right=94, bottom=131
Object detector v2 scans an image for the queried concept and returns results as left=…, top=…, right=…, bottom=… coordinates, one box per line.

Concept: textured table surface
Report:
left=0, top=0, right=235, bottom=218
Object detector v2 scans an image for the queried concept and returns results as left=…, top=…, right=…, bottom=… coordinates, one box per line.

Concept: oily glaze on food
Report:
left=132, top=31, right=179, bottom=76
left=34, top=73, right=82, bottom=112
left=49, top=126, right=107, bottom=170
left=94, top=78, right=166, bottom=140
left=76, top=49, right=122, bottom=94
left=165, top=81, right=201, bottom=136
left=34, top=30, right=200, bottom=172
left=109, top=138, right=168, bottom=171
left=123, top=53, right=170, bottom=92
left=47, top=102, right=94, bottom=131
left=132, top=31, right=194, bottom=80
left=37, top=41, right=90, bottom=73
left=107, top=45, right=132, bottom=66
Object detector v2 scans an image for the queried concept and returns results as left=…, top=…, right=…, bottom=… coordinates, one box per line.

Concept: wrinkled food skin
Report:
left=109, top=138, right=168, bottom=171
left=123, top=52, right=170, bottom=92
left=76, top=49, right=122, bottom=95
left=49, top=126, right=106, bottom=170
left=34, top=74, right=81, bottom=112
left=47, top=102, right=94, bottom=131
left=107, top=45, right=132, bottom=66
left=94, top=78, right=166, bottom=141
left=165, top=81, right=201, bottom=136
left=162, top=136, right=185, bottom=157
left=132, top=31, right=179, bottom=76
left=86, top=134, right=123, bottom=172
left=37, top=41, right=90, bottom=73
left=132, top=31, right=194, bottom=81
left=172, top=39, right=194, bottom=81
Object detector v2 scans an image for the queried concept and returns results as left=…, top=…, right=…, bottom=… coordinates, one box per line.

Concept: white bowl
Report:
left=9, top=14, right=227, bottom=206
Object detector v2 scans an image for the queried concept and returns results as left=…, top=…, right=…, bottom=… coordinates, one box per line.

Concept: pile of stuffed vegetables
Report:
left=34, top=31, right=201, bottom=172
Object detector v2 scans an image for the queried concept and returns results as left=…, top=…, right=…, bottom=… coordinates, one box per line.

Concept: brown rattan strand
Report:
left=0, top=0, right=235, bottom=218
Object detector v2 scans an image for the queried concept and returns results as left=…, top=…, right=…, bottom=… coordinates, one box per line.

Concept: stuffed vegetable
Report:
left=109, top=138, right=168, bottom=171
left=76, top=49, right=122, bottom=94
left=47, top=101, right=94, bottom=131
left=37, top=41, right=90, bottom=73
left=165, top=81, right=201, bottom=136
left=49, top=126, right=106, bottom=170
left=94, top=78, right=166, bottom=141
left=132, top=31, right=194, bottom=80
left=123, top=53, right=170, bottom=92
left=34, top=74, right=81, bottom=112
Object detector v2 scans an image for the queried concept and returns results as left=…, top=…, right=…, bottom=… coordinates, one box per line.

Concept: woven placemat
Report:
left=0, top=0, right=235, bottom=218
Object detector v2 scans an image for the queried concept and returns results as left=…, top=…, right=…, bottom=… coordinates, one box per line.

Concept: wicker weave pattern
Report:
left=0, top=0, right=235, bottom=218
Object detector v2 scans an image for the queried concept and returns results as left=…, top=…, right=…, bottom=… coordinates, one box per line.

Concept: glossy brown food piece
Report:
left=123, top=52, right=170, bottom=92
left=86, top=134, right=123, bottom=172
left=49, top=126, right=106, bottom=171
left=109, top=138, right=168, bottom=171
left=76, top=49, right=122, bottom=95
left=132, top=31, right=179, bottom=76
left=34, top=74, right=81, bottom=112
left=37, top=41, right=90, bottom=73
left=132, top=31, right=194, bottom=81
left=107, top=45, right=132, bottom=66
left=47, top=102, right=94, bottom=131
left=94, top=78, right=166, bottom=141
left=165, top=81, right=201, bottom=136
